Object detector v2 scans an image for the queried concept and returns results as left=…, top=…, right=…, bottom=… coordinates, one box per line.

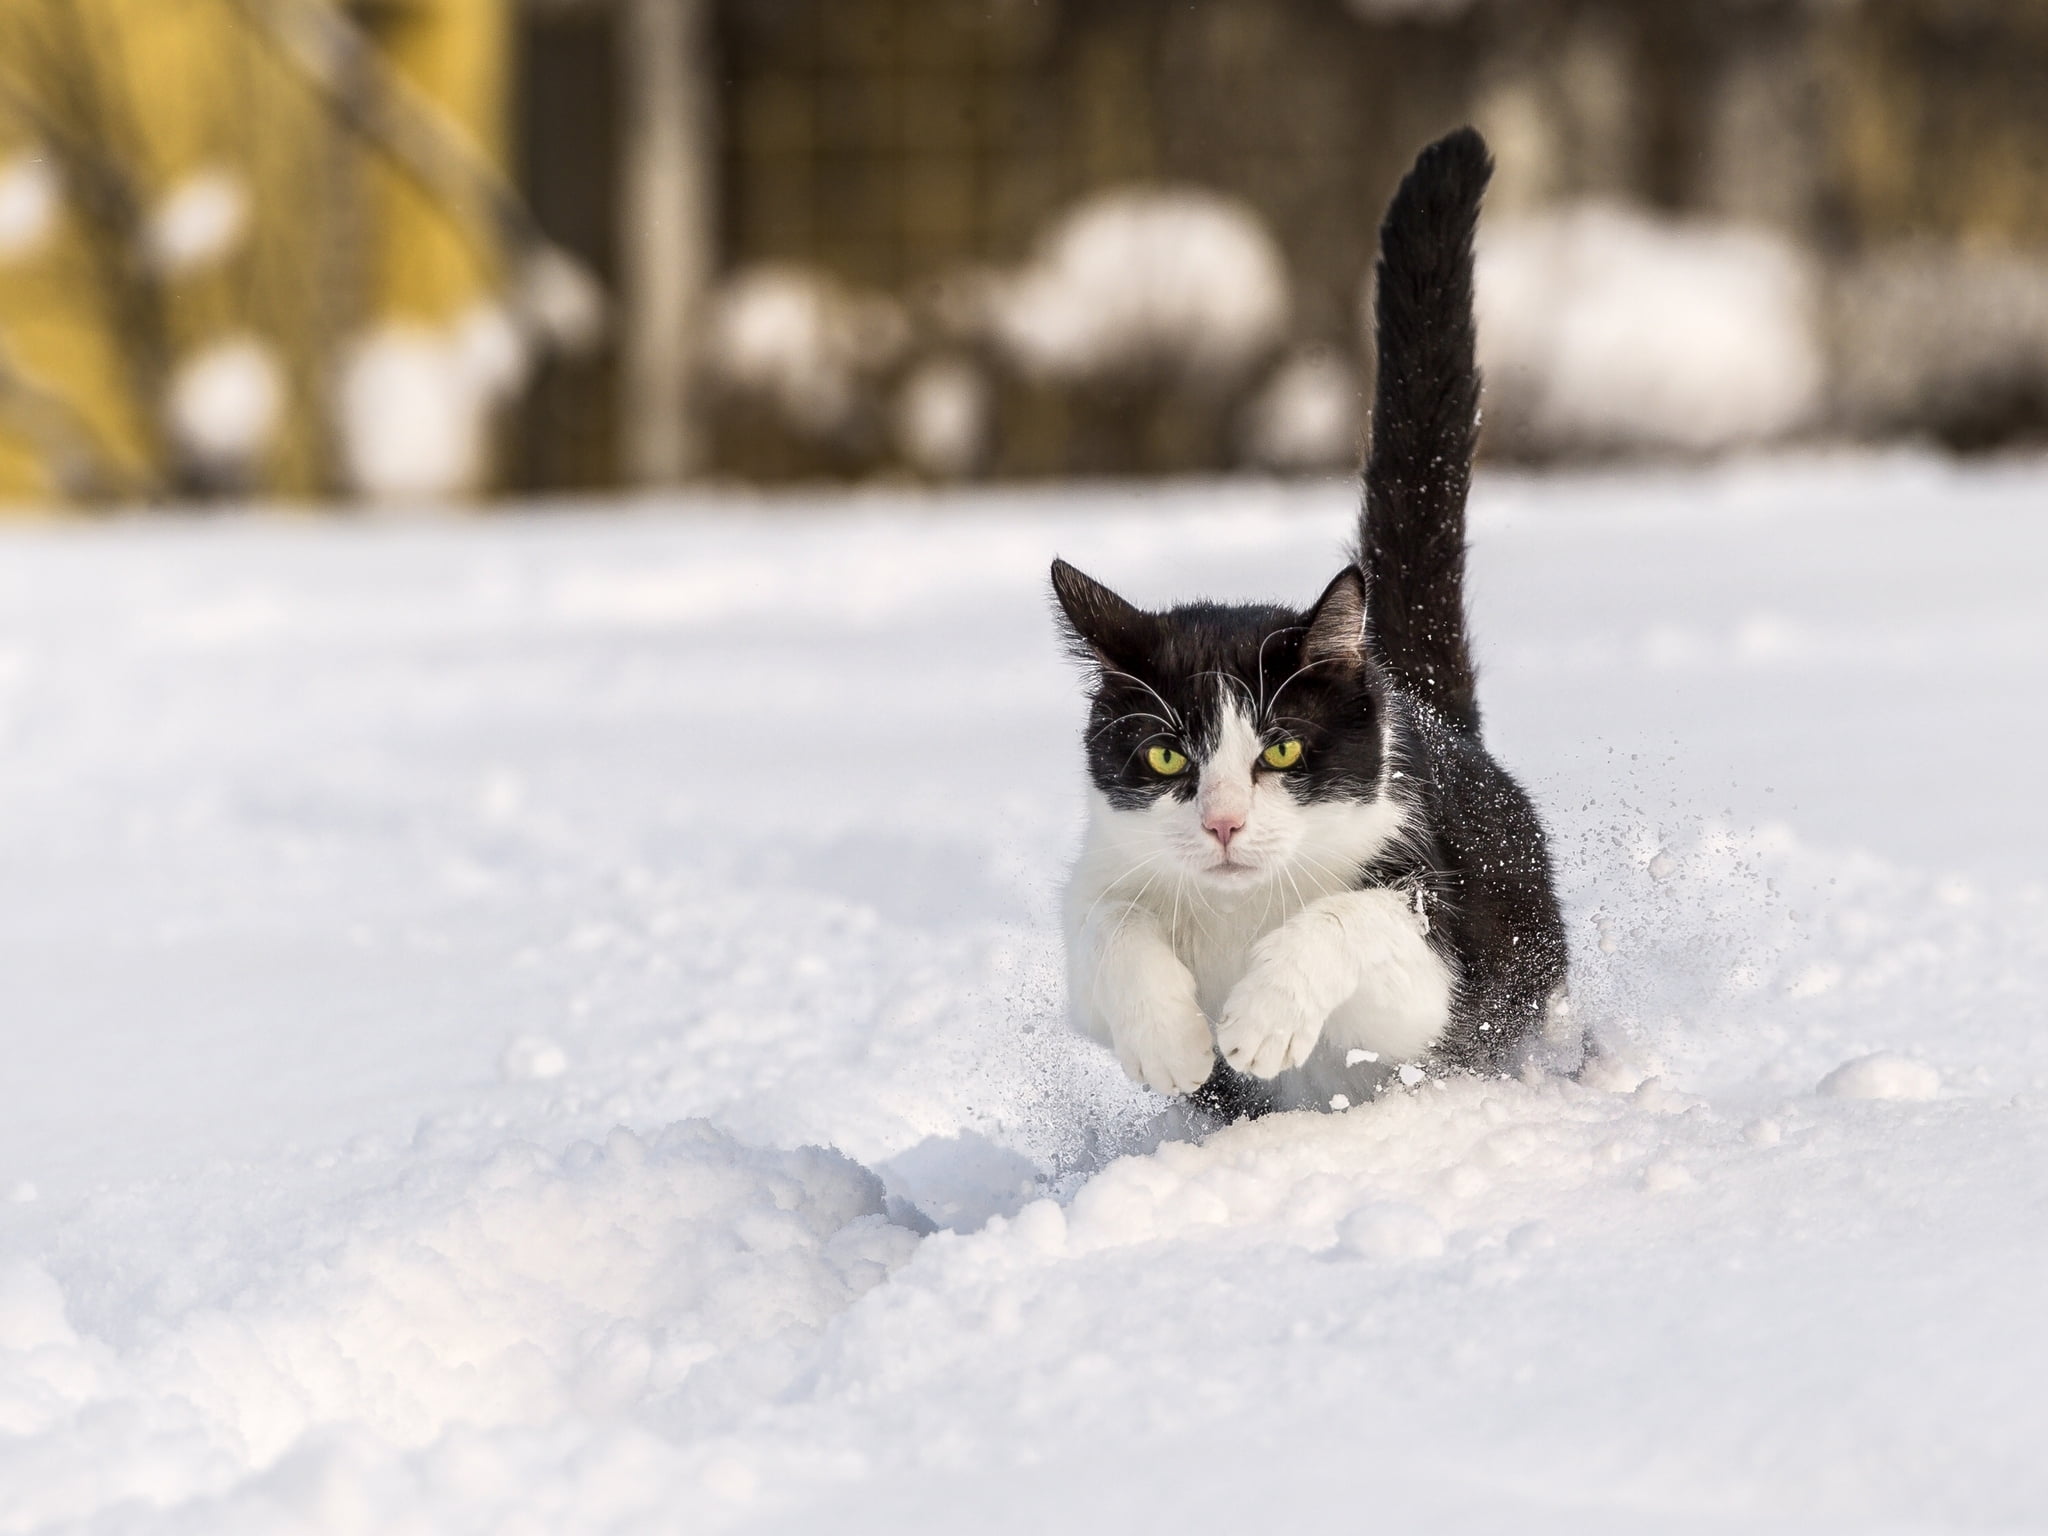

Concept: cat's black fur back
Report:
left=1375, top=704, right=1566, bottom=1070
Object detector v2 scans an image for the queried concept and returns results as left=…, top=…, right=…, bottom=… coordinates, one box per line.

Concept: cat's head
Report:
left=1051, top=559, right=1398, bottom=890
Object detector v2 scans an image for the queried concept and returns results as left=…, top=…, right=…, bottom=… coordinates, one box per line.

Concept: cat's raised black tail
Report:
left=1361, top=126, right=1491, bottom=735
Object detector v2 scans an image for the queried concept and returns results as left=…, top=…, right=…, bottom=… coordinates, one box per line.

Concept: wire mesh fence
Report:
left=3, top=0, right=2047, bottom=505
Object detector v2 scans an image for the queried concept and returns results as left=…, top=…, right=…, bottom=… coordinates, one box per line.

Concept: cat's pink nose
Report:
left=1203, top=809, right=1244, bottom=848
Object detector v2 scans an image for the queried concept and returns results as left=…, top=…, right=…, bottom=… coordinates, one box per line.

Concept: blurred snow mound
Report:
left=1473, top=201, right=1823, bottom=454
left=339, top=311, right=526, bottom=500
left=704, top=264, right=909, bottom=437
left=1240, top=346, right=1361, bottom=471
left=146, top=167, right=250, bottom=275
left=514, top=244, right=608, bottom=355
left=978, top=186, right=1290, bottom=385
left=894, top=353, right=991, bottom=478
left=168, top=335, right=285, bottom=471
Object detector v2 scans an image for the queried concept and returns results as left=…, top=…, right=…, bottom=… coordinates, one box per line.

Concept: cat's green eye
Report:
left=1262, top=739, right=1304, bottom=770
left=1147, top=745, right=1189, bottom=776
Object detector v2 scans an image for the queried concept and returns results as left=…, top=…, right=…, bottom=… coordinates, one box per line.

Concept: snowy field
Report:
left=1, top=457, right=2045, bottom=1533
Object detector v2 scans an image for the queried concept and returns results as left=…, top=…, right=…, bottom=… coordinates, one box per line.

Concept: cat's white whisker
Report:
left=1088, top=709, right=1176, bottom=743
left=1100, top=669, right=1184, bottom=732
left=1075, top=848, right=1178, bottom=936
left=1252, top=622, right=1305, bottom=721
left=1263, top=654, right=1339, bottom=718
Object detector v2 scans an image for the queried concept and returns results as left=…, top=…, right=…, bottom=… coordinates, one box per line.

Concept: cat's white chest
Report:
left=1177, top=896, right=1296, bottom=1018
left=1062, top=782, right=1449, bottom=1094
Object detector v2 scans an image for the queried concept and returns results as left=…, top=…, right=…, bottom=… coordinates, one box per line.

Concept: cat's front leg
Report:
left=1217, top=888, right=1449, bottom=1078
left=1070, top=902, right=1216, bottom=1096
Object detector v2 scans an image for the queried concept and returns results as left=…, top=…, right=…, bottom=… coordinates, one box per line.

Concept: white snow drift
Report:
left=0, top=462, right=2045, bottom=1531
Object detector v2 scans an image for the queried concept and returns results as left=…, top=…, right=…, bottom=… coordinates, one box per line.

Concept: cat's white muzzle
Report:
left=1186, top=825, right=1295, bottom=887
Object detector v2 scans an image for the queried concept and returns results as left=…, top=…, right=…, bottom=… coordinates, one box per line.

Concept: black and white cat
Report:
left=1052, top=127, right=1568, bottom=1117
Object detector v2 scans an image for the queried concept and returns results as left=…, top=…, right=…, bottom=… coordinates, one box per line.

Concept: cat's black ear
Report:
left=1301, top=565, right=1369, bottom=675
left=1050, top=559, right=1154, bottom=670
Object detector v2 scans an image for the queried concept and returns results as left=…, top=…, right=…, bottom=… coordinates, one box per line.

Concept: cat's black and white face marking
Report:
left=1054, top=561, right=1397, bottom=889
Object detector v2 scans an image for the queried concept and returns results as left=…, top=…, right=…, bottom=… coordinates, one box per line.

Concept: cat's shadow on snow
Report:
left=876, top=1091, right=1385, bottom=1236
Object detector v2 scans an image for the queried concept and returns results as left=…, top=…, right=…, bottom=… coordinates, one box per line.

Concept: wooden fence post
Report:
left=618, top=0, right=714, bottom=486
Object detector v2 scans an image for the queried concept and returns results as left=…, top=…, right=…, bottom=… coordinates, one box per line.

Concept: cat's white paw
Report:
left=1217, top=967, right=1326, bottom=1079
left=1109, top=996, right=1216, bottom=1097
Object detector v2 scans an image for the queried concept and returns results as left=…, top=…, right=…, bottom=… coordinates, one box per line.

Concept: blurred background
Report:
left=0, top=0, right=2044, bottom=507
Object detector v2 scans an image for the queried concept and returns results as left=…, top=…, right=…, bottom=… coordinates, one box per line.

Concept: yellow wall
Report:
left=0, top=0, right=508, bottom=507
left=365, top=0, right=508, bottom=322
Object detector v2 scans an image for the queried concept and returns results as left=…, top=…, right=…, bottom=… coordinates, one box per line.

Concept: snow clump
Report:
left=978, top=186, right=1290, bottom=386
left=0, top=1260, right=76, bottom=1353
left=1817, top=1053, right=1941, bottom=1102
left=145, top=167, right=251, bottom=274
left=338, top=309, right=527, bottom=500
left=1337, top=1201, right=1447, bottom=1261
left=1472, top=201, right=1823, bottom=455
left=499, top=1035, right=568, bottom=1082
left=166, top=335, right=286, bottom=470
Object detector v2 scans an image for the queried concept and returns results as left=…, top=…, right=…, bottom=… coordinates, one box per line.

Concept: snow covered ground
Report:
left=1, top=456, right=2045, bottom=1532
